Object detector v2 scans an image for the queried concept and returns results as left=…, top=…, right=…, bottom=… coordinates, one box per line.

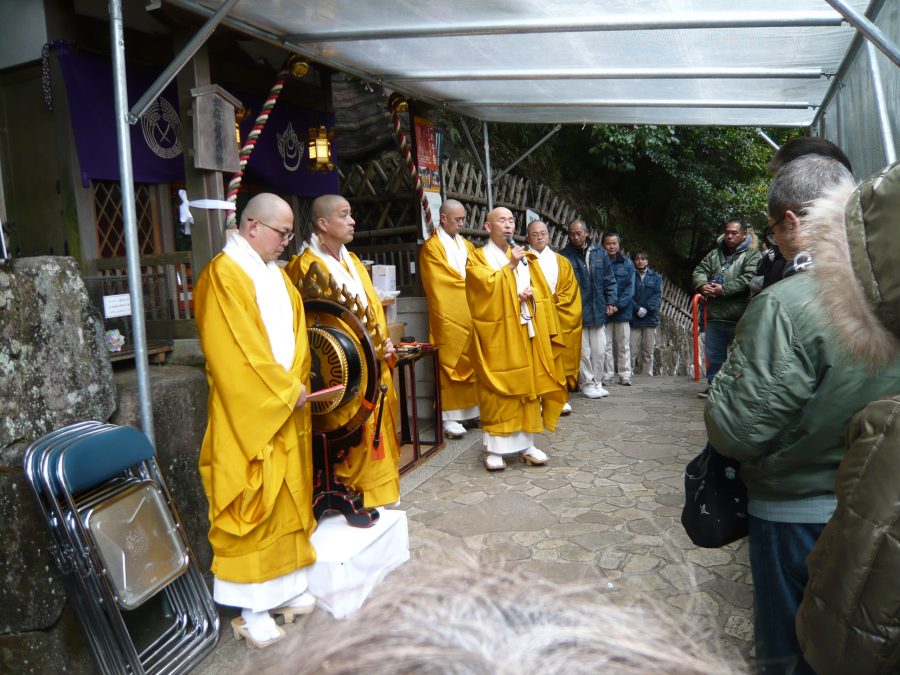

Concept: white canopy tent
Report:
left=106, top=0, right=898, bottom=440
left=161, top=0, right=898, bottom=129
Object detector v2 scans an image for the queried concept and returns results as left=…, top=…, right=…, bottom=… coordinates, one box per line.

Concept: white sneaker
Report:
left=521, top=446, right=548, bottom=466
left=561, top=401, right=572, bottom=415
left=443, top=420, right=467, bottom=438
left=581, top=384, right=603, bottom=399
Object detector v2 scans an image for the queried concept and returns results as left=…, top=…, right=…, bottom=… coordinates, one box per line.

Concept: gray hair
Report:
left=254, top=558, right=741, bottom=675
left=768, top=155, right=854, bottom=220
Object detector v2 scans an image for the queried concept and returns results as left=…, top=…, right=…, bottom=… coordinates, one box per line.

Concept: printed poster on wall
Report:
left=414, top=116, right=441, bottom=193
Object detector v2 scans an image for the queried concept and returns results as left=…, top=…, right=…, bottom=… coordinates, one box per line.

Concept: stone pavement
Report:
left=195, top=375, right=753, bottom=672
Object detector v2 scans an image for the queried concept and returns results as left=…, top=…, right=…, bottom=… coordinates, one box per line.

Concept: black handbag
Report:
left=681, top=443, right=748, bottom=548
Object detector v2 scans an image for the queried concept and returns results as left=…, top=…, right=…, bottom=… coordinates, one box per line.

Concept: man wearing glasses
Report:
left=287, top=194, right=401, bottom=508
left=705, top=155, right=900, bottom=673
left=194, top=192, right=316, bottom=648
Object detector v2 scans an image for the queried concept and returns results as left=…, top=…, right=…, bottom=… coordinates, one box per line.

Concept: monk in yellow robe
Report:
left=466, top=207, right=567, bottom=472
left=195, top=193, right=316, bottom=648
left=419, top=199, right=479, bottom=439
left=286, top=194, right=400, bottom=508
left=526, top=219, right=582, bottom=415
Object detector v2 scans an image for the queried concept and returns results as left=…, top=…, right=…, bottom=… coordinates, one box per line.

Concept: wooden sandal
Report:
left=231, top=617, right=285, bottom=648
left=270, top=595, right=317, bottom=624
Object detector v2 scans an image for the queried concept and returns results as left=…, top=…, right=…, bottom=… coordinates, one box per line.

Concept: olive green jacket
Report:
left=797, top=395, right=900, bottom=674
left=705, top=271, right=900, bottom=501
left=691, top=233, right=760, bottom=322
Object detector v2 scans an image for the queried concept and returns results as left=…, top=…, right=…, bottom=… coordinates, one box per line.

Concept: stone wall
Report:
left=110, top=366, right=212, bottom=571
left=654, top=313, right=697, bottom=378
left=0, top=258, right=212, bottom=673
left=0, top=257, right=117, bottom=672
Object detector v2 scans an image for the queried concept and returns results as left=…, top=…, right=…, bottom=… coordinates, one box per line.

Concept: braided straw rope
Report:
left=390, top=104, right=434, bottom=233
left=225, top=68, right=288, bottom=228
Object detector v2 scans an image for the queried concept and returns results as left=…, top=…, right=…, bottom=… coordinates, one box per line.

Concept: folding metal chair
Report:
left=23, top=422, right=218, bottom=674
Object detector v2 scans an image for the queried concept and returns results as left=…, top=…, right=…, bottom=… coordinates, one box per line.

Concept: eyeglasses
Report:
left=255, top=219, right=295, bottom=241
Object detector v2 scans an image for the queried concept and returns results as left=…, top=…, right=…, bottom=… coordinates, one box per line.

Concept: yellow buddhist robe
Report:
left=465, top=247, right=566, bottom=436
left=418, top=233, right=479, bottom=412
left=286, top=249, right=400, bottom=508
left=552, top=253, right=583, bottom=391
left=195, top=254, right=316, bottom=584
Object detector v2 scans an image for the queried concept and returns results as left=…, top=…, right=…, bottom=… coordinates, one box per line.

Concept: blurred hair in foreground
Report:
left=254, top=556, right=743, bottom=675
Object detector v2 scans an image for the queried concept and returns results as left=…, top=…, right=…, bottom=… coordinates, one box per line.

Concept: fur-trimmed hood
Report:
left=808, top=161, right=900, bottom=369
left=715, top=230, right=757, bottom=255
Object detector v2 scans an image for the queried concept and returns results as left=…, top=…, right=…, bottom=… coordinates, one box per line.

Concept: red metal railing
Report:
left=692, top=293, right=708, bottom=382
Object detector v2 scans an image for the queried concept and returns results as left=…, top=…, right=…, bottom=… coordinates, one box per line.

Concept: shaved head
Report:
left=440, top=199, right=465, bottom=216
left=485, top=207, right=516, bottom=247
left=238, top=192, right=295, bottom=262
left=240, top=193, right=292, bottom=231
left=312, top=194, right=350, bottom=226
left=526, top=220, right=550, bottom=253
left=439, top=199, right=466, bottom=237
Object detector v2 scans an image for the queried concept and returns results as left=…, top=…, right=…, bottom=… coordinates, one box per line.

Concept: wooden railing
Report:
left=95, top=251, right=196, bottom=338
left=350, top=242, right=420, bottom=296
left=659, top=277, right=693, bottom=331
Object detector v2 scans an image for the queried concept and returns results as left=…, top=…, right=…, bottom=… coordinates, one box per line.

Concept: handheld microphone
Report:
left=507, top=237, right=527, bottom=265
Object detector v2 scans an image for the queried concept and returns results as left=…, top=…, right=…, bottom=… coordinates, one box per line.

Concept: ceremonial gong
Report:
left=302, top=262, right=392, bottom=527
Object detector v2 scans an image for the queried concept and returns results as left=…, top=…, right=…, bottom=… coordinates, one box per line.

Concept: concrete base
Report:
left=308, top=509, right=409, bottom=620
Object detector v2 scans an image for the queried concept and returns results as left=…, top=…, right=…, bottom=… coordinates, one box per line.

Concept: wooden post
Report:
left=175, top=41, right=225, bottom=283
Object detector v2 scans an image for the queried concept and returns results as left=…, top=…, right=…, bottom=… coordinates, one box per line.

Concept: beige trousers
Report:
left=603, top=321, right=632, bottom=381
left=630, top=326, right=657, bottom=375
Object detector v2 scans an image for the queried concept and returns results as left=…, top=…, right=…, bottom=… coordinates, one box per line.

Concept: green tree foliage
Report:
left=439, top=114, right=802, bottom=287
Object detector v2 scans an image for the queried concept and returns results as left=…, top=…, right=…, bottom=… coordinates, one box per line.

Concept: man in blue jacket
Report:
left=559, top=219, right=617, bottom=399
left=629, top=250, right=663, bottom=376
left=601, top=232, right=635, bottom=385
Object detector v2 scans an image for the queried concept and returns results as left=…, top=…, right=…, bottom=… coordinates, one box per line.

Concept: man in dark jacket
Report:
left=691, top=219, right=760, bottom=397
left=705, top=156, right=900, bottom=675
left=600, top=232, right=635, bottom=386
left=629, top=250, right=662, bottom=376
left=559, top=219, right=617, bottom=399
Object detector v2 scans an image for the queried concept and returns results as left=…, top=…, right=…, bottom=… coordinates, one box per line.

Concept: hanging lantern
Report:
left=308, top=125, right=335, bottom=172
left=234, top=106, right=251, bottom=147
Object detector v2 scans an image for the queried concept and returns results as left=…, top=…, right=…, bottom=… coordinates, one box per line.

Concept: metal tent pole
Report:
left=460, top=120, right=488, bottom=178
left=386, top=66, right=827, bottom=81
left=755, top=128, right=780, bottom=151
left=128, top=0, right=240, bottom=123
left=493, top=124, right=562, bottom=182
left=825, top=0, right=900, bottom=67
left=866, top=41, right=897, bottom=164
left=483, top=121, right=493, bottom=211
left=285, top=12, right=846, bottom=42
left=109, top=0, right=155, bottom=445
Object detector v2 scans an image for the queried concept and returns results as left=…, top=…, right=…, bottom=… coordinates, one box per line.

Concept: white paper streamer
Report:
left=178, top=189, right=236, bottom=235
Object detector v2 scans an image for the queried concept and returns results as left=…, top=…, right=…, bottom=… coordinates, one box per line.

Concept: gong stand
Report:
left=302, top=265, right=392, bottom=529
left=311, top=426, right=380, bottom=528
